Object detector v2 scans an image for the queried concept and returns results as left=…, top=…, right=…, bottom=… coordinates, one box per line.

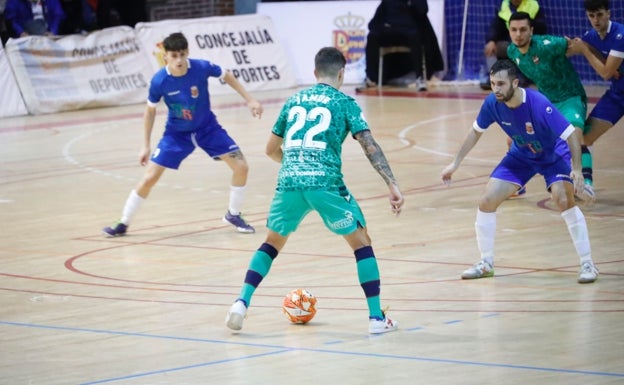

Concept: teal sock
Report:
left=355, top=246, right=383, bottom=319
left=239, top=243, right=278, bottom=306
left=581, top=145, right=593, bottom=185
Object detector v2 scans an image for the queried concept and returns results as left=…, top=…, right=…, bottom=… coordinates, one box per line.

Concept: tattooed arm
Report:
left=355, top=130, right=404, bottom=215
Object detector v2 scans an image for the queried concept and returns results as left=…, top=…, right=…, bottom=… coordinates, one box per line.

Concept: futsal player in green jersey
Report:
left=506, top=11, right=596, bottom=203
left=226, top=47, right=404, bottom=334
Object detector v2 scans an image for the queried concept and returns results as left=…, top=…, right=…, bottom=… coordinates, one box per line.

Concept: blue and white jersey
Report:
left=148, top=59, right=224, bottom=133
left=582, top=21, right=624, bottom=94
left=474, top=88, right=574, bottom=163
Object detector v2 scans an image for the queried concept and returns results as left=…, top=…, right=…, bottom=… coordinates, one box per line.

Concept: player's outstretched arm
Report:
left=354, top=130, right=403, bottom=215
left=441, top=127, right=482, bottom=185
left=567, top=37, right=621, bottom=80
left=222, top=70, right=264, bottom=118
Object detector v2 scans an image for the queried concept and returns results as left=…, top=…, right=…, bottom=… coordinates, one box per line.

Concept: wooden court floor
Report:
left=0, top=84, right=622, bottom=385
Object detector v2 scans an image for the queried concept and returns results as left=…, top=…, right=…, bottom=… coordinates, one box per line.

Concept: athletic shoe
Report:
left=369, top=315, right=399, bottom=334
left=102, top=222, right=127, bottom=237
left=578, top=183, right=596, bottom=206
left=226, top=300, right=248, bottom=331
left=578, top=261, right=599, bottom=284
left=415, top=76, right=427, bottom=91
left=355, top=78, right=377, bottom=92
left=223, top=211, right=255, bottom=233
left=461, top=260, right=494, bottom=279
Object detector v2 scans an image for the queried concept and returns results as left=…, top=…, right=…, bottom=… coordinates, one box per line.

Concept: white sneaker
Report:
left=369, top=316, right=398, bottom=334
left=461, top=260, right=494, bottom=279
left=578, top=261, right=599, bottom=284
left=226, top=300, right=247, bottom=331
left=577, top=184, right=596, bottom=206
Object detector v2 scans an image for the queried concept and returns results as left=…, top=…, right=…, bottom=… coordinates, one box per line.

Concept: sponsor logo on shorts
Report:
left=330, top=211, right=354, bottom=230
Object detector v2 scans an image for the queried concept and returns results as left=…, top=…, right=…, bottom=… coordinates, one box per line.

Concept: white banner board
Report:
left=5, top=26, right=152, bottom=115
left=135, top=14, right=297, bottom=95
left=257, top=0, right=445, bottom=85
left=0, top=44, right=28, bottom=118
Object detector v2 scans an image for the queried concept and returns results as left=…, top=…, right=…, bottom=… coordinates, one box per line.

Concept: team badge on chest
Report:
left=525, top=121, right=535, bottom=135
left=190, top=86, right=199, bottom=98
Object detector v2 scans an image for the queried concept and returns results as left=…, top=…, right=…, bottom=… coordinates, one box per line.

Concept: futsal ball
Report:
left=282, top=288, right=317, bottom=324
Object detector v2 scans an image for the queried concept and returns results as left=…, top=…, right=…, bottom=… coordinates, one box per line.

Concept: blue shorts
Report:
left=491, top=149, right=573, bottom=191
left=150, top=125, right=239, bottom=169
left=266, top=189, right=366, bottom=237
left=589, top=88, right=624, bottom=125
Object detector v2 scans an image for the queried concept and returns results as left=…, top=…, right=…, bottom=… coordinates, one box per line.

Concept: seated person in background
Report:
left=5, top=0, right=65, bottom=37
left=363, top=0, right=443, bottom=91
left=480, top=0, right=546, bottom=90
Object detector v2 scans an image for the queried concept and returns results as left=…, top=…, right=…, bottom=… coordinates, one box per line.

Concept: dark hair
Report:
left=163, top=32, right=188, bottom=52
left=585, top=0, right=609, bottom=12
left=491, top=59, right=519, bottom=79
left=314, top=47, right=346, bottom=77
left=509, top=11, right=533, bottom=25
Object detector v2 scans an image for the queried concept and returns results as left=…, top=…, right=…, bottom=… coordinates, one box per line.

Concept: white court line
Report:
left=398, top=110, right=497, bottom=165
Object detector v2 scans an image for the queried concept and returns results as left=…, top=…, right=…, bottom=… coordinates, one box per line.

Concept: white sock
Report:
left=561, top=206, right=592, bottom=264
left=475, top=209, right=496, bottom=266
left=120, top=190, right=144, bottom=225
left=228, top=185, right=246, bottom=215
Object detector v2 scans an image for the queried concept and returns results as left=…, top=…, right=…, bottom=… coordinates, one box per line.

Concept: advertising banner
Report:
left=0, top=44, right=28, bottom=118
left=135, top=14, right=297, bottom=95
left=5, top=26, right=152, bottom=115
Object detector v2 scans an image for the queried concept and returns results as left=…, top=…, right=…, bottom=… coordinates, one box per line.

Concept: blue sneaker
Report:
left=103, top=222, right=127, bottom=237
left=223, top=211, right=255, bottom=233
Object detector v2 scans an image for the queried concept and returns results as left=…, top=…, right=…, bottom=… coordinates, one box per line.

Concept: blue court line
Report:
left=79, top=350, right=291, bottom=385
left=2, top=320, right=623, bottom=383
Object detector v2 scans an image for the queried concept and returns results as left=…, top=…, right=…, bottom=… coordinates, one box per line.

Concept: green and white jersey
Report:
left=507, top=35, right=587, bottom=103
left=272, top=83, right=368, bottom=192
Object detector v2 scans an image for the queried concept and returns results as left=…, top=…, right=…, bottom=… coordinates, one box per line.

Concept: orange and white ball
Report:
left=282, top=289, right=317, bottom=324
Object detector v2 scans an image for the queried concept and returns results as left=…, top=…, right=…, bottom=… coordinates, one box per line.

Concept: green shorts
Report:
left=554, top=96, right=588, bottom=133
left=266, top=189, right=366, bottom=236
